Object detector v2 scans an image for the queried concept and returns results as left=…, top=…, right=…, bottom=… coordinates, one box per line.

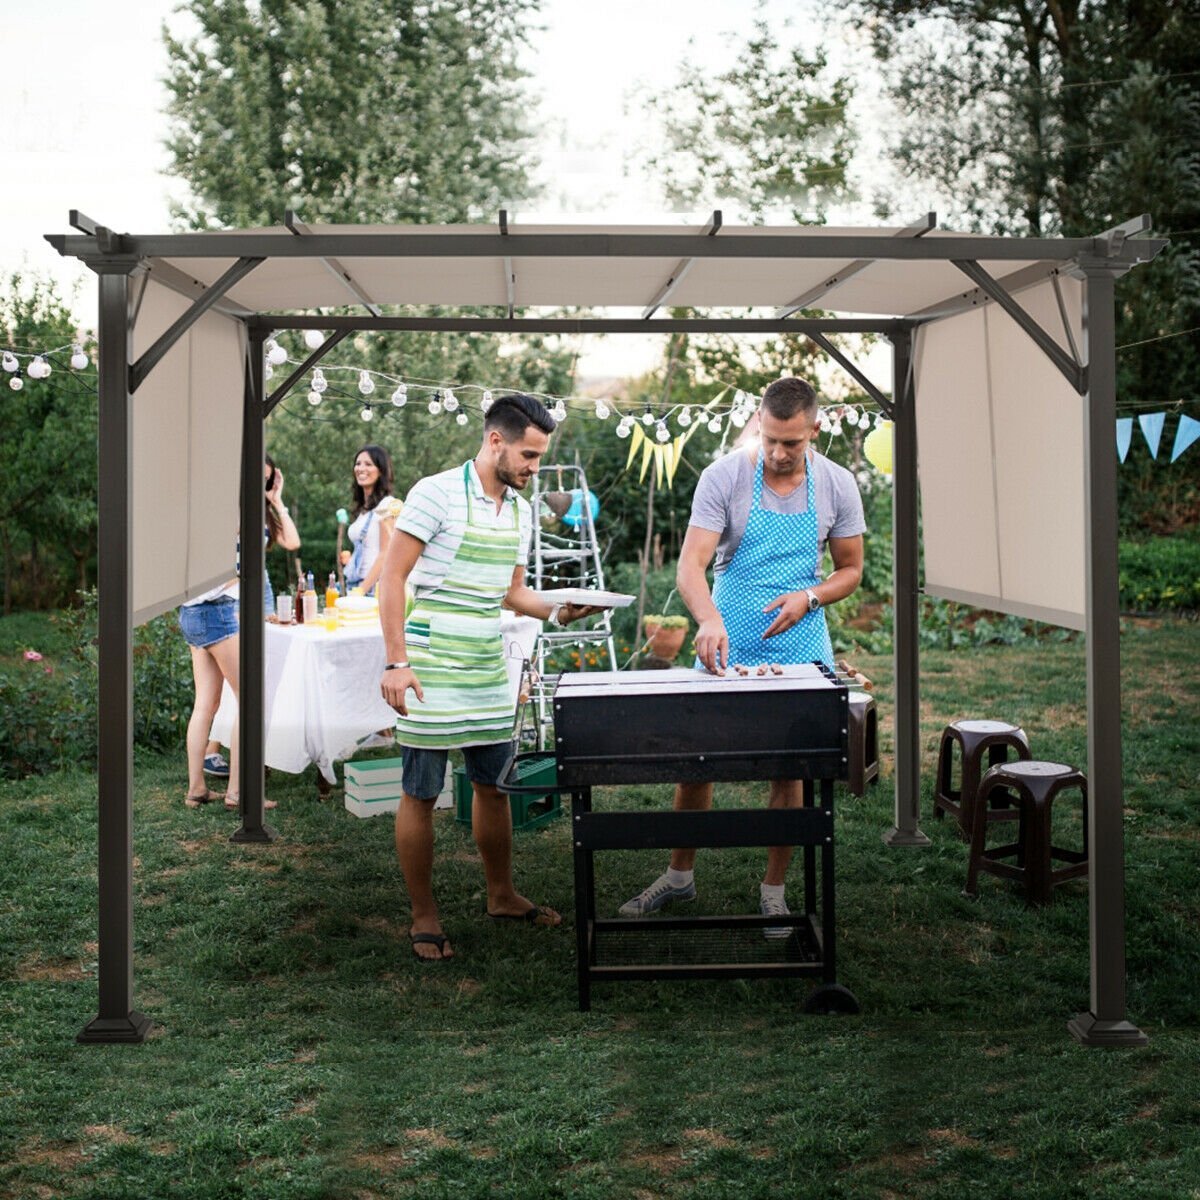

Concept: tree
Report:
left=164, top=0, right=540, bottom=227
left=851, top=0, right=1200, bottom=532
left=640, top=14, right=855, bottom=223
left=0, top=276, right=98, bottom=612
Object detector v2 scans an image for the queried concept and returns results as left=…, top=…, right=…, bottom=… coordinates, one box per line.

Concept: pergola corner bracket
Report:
left=264, top=329, right=352, bottom=415
left=286, top=210, right=382, bottom=317
left=807, top=330, right=893, bottom=417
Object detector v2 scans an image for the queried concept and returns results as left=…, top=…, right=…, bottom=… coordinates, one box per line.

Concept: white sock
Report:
left=760, top=882, right=786, bottom=900
left=666, top=867, right=693, bottom=887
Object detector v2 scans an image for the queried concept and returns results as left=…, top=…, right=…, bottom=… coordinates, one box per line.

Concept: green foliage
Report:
left=1119, top=533, right=1200, bottom=612
left=642, top=12, right=855, bottom=222
left=850, top=0, right=1200, bottom=537
left=163, top=0, right=539, bottom=227
left=0, top=596, right=193, bottom=779
left=0, top=274, right=98, bottom=612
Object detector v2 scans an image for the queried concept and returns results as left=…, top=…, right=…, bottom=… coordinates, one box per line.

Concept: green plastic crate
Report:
left=453, top=758, right=562, bottom=832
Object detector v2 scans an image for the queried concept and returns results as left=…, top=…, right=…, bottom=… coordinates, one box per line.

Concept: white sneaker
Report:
left=618, top=873, right=697, bottom=917
left=760, top=892, right=792, bottom=940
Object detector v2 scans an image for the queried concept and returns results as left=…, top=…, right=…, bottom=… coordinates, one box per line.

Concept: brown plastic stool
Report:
left=934, top=719, right=1031, bottom=838
left=964, top=760, right=1089, bottom=905
left=846, top=691, right=878, bottom=797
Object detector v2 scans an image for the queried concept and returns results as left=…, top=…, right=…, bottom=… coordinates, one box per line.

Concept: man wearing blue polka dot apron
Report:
left=620, top=378, right=866, bottom=934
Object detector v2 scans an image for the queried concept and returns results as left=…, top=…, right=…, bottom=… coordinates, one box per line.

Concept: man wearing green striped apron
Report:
left=379, top=395, right=601, bottom=962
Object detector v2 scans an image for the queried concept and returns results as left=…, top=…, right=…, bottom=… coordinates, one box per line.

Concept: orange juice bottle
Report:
left=325, top=572, right=339, bottom=610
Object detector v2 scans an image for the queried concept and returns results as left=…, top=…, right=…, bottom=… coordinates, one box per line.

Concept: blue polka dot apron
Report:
left=710, top=450, right=834, bottom=668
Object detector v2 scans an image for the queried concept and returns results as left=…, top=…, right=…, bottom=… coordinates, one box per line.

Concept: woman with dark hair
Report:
left=263, top=454, right=301, bottom=612
left=344, top=444, right=401, bottom=597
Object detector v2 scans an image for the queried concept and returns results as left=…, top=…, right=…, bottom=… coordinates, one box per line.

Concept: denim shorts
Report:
left=401, top=742, right=513, bottom=801
left=179, top=596, right=239, bottom=649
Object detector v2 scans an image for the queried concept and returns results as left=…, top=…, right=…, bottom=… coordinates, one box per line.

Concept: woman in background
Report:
left=196, top=457, right=300, bottom=795
left=344, top=444, right=402, bottom=597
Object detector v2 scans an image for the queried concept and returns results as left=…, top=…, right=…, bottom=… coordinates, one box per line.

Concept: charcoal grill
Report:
left=546, top=663, right=859, bottom=1013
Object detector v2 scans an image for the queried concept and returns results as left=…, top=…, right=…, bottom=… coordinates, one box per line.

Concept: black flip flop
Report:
left=409, top=931, right=452, bottom=961
left=184, top=791, right=219, bottom=808
left=486, top=905, right=558, bottom=926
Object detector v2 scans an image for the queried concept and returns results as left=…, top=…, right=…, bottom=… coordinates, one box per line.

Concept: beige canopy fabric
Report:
left=914, top=276, right=1087, bottom=629
left=144, top=222, right=1050, bottom=316
left=131, top=279, right=245, bottom=624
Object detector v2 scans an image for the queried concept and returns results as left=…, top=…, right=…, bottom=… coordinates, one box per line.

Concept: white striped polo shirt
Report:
left=395, top=460, right=533, bottom=598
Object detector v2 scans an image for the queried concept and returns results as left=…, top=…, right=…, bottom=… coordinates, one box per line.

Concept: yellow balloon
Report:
left=863, top=421, right=894, bottom=476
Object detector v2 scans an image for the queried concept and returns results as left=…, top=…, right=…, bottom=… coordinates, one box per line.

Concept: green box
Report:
left=453, top=761, right=562, bottom=832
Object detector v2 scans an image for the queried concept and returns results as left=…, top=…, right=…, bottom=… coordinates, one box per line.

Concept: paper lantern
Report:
left=863, top=421, right=894, bottom=476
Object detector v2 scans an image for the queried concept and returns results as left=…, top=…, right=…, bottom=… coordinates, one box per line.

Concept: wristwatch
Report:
left=805, top=589, right=822, bottom=613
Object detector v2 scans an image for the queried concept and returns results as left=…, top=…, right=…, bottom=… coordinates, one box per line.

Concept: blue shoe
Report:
left=618, top=873, right=696, bottom=918
left=203, top=753, right=230, bottom=778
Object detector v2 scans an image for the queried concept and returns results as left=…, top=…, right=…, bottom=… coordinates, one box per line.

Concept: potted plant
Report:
left=643, top=613, right=689, bottom=661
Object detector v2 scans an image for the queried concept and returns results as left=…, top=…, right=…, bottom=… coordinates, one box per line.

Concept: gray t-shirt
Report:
left=689, top=449, right=867, bottom=575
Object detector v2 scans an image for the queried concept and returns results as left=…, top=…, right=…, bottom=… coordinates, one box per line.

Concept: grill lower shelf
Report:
left=591, top=919, right=822, bottom=971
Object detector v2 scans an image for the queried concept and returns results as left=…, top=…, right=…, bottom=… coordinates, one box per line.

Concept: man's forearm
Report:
left=812, top=565, right=862, bottom=606
left=677, top=561, right=720, bottom=624
left=380, top=566, right=412, bottom=662
left=504, top=583, right=556, bottom=622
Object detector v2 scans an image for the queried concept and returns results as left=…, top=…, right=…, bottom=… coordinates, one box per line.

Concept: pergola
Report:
left=48, top=211, right=1165, bottom=1046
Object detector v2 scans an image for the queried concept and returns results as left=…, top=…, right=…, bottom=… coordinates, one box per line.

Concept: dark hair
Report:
left=483, top=393, right=556, bottom=441
left=264, top=454, right=281, bottom=548
left=351, top=444, right=394, bottom=517
left=761, top=377, right=819, bottom=422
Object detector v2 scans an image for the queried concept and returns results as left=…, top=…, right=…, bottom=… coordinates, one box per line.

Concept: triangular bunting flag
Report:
left=639, top=433, right=655, bottom=483
left=1116, top=418, right=1133, bottom=462
left=1170, top=414, right=1200, bottom=463
left=1139, top=411, right=1166, bottom=459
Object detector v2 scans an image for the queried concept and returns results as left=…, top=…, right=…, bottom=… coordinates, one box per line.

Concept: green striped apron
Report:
left=395, top=462, right=521, bottom=749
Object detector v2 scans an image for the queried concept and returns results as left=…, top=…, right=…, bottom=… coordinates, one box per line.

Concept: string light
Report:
left=428, top=395, right=443, bottom=416
left=481, top=389, right=494, bottom=413
left=70, top=345, right=89, bottom=371
left=641, top=410, right=655, bottom=426
left=594, top=400, right=611, bottom=420
left=357, top=370, right=375, bottom=396
left=308, top=389, right=322, bottom=406
left=9, top=377, right=23, bottom=391
left=455, top=412, right=469, bottom=426
left=655, top=421, right=670, bottom=443
left=678, top=407, right=692, bottom=427
left=2, top=352, right=17, bottom=373
left=443, top=388, right=459, bottom=412
left=391, top=384, right=408, bottom=407
left=27, top=356, right=50, bottom=380
left=616, top=419, right=632, bottom=439
left=360, top=405, right=373, bottom=421
left=304, top=329, right=325, bottom=350
left=266, top=340, right=287, bottom=366
left=311, top=368, right=328, bottom=393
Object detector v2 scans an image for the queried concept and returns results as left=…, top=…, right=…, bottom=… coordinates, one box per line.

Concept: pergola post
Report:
left=883, top=328, right=930, bottom=847
left=77, top=267, right=152, bottom=1044
left=1067, top=266, right=1147, bottom=1047
left=231, top=329, right=276, bottom=843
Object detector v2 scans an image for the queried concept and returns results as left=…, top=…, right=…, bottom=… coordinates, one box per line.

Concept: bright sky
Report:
left=1, top=0, right=889, bottom=380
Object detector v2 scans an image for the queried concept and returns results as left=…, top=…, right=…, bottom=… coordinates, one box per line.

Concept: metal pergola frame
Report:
left=48, top=212, right=1166, bottom=1047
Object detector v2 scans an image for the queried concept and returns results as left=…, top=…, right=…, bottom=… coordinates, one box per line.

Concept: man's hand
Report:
left=381, top=666, right=424, bottom=716
left=762, top=592, right=810, bottom=639
left=558, top=603, right=604, bottom=624
left=694, top=616, right=729, bottom=673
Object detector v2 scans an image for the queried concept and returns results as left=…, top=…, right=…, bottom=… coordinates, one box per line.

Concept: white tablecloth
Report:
left=211, top=613, right=541, bottom=783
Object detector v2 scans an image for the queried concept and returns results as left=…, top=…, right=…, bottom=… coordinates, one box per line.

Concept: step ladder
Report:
left=526, top=462, right=618, bottom=749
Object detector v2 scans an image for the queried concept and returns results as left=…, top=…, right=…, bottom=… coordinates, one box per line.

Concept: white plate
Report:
left=538, top=588, right=635, bottom=609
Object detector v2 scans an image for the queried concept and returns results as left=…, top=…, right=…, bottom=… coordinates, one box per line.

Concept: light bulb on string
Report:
left=831, top=421, right=843, bottom=437
left=443, top=389, right=459, bottom=412
left=641, top=410, right=654, bottom=426
left=307, top=390, right=322, bottom=406
left=29, top=356, right=50, bottom=379
left=266, top=340, right=287, bottom=366
left=552, top=401, right=567, bottom=423
left=730, top=411, right=747, bottom=429
left=481, top=389, right=494, bottom=413
left=391, top=385, right=407, bottom=407
left=874, top=412, right=886, bottom=428
left=361, top=405, right=374, bottom=421
left=678, top=407, right=692, bottom=427
left=707, top=417, right=721, bottom=434
left=311, top=368, right=328, bottom=393
left=2, top=352, right=17, bottom=372
left=358, top=370, right=375, bottom=396
left=9, top=377, right=23, bottom=391
left=655, top=421, right=670, bottom=443
left=428, top=394, right=443, bottom=415
left=304, top=329, right=325, bottom=350
left=70, top=345, right=89, bottom=371
left=615, top=421, right=631, bottom=439
left=845, top=409, right=860, bottom=428
left=456, top=412, right=469, bottom=426
left=594, top=401, right=610, bottom=420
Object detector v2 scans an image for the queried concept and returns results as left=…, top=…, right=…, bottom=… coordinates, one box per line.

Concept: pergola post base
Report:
left=1068, top=1012, right=1148, bottom=1048
left=77, top=1011, right=153, bottom=1044
left=882, top=826, right=932, bottom=847
left=230, top=823, right=279, bottom=845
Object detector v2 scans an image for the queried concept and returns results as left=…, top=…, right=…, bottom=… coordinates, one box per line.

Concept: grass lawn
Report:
left=1, top=619, right=1198, bottom=1199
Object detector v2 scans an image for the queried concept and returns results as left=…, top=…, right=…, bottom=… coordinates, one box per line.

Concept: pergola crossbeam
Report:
left=285, top=211, right=382, bottom=316
left=641, top=210, right=722, bottom=319
left=129, top=256, right=263, bottom=394
left=775, top=213, right=935, bottom=318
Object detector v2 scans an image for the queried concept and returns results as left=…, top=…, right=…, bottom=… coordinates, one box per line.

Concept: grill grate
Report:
left=593, top=923, right=821, bottom=967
